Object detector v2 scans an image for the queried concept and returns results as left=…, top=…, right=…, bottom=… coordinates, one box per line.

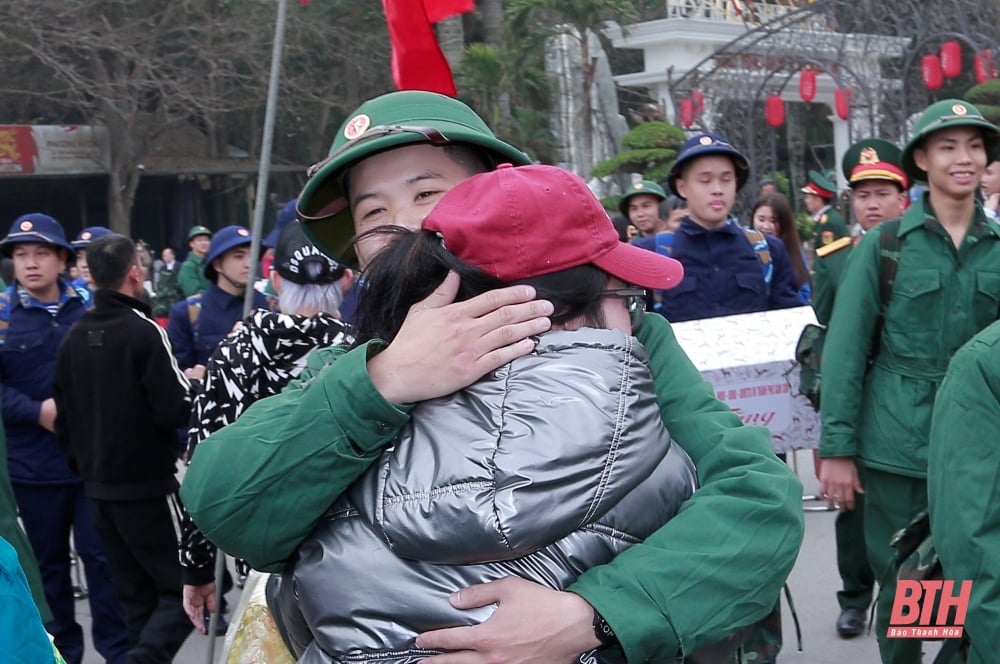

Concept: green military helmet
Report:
left=187, top=225, right=213, bottom=241
left=840, top=138, right=907, bottom=189
left=800, top=169, right=837, bottom=200
left=296, top=90, right=532, bottom=261
left=901, top=98, right=1000, bottom=183
left=618, top=179, right=667, bottom=217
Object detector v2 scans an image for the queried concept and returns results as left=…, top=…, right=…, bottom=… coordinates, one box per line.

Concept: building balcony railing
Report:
left=667, top=0, right=799, bottom=23
left=666, top=0, right=833, bottom=31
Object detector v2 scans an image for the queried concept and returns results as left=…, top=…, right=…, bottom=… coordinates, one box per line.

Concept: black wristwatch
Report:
left=592, top=609, right=618, bottom=647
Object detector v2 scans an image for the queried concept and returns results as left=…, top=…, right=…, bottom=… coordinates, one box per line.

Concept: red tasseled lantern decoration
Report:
left=922, top=54, right=944, bottom=91
left=691, top=89, right=705, bottom=116
left=799, top=68, right=817, bottom=103
left=834, top=87, right=851, bottom=121
left=765, top=94, right=785, bottom=128
left=940, top=41, right=962, bottom=79
left=679, top=98, right=695, bottom=128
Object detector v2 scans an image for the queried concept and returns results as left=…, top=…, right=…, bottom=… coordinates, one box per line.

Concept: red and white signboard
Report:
left=0, top=125, right=108, bottom=176
left=672, top=306, right=820, bottom=453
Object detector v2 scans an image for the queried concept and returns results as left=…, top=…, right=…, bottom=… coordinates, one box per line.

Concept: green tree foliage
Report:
left=964, top=79, right=1000, bottom=126
left=591, top=120, right=685, bottom=181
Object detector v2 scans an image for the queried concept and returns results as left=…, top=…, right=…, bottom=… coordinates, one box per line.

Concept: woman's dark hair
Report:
left=351, top=226, right=609, bottom=347
left=751, top=193, right=811, bottom=289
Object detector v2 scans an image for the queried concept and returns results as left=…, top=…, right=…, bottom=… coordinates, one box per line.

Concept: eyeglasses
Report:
left=600, top=287, right=646, bottom=332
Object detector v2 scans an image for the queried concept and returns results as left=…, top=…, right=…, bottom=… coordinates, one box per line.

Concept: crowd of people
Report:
left=0, top=90, right=997, bottom=664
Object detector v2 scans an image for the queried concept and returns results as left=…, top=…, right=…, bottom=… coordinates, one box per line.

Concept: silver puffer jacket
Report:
left=269, top=328, right=698, bottom=663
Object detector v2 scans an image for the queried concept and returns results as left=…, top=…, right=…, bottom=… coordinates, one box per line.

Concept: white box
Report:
left=670, top=306, right=820, bottom=453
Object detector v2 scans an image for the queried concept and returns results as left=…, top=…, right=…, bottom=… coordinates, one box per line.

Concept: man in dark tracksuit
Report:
left=54, top=234, right=196, bottom=663
left=0, top=213, right=128, bottom=664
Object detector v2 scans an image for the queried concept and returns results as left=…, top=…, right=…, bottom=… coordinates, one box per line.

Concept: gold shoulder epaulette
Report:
left=815, top=236, right=852, bottom=258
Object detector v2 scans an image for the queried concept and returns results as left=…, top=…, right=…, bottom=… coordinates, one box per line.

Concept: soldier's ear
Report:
left=913, top=147, right=929, bottom=174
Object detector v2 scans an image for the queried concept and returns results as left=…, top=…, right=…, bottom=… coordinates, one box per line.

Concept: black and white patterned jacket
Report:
left=179, top=309, right=350, bottom=583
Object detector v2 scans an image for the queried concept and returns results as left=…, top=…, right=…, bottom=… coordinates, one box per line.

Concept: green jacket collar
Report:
left=897, top=191, right=1000, bottom=240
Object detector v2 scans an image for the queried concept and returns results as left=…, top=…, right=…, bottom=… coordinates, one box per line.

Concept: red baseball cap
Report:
left=421, top=164, right=684, bottom=290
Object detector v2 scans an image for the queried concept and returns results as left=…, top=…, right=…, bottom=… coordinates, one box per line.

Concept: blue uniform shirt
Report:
left=660, top=217, right=803, bottom=323
left=0, top=280, right=88, bottom=484
left=167, top=282, right=269, bottom=369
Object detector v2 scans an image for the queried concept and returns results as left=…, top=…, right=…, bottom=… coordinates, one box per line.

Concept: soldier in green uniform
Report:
left=618, top=179, right=668, bottom=238
left=929, top=318, right=1000, bottom=664
left=819, top=99, right=1000, bottom=664
left=812, top=138, right=908, bottom=639
left=177, top=225, right=212, bottom=297
left=802, top=169, right=849, bottom=250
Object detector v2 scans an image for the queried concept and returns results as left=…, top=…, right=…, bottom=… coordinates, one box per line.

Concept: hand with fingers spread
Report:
left=368, top=271, right=553, bottom=404
left=416, top=577, right=599, bottom=664
left=818, top=456, right=864, bottom=511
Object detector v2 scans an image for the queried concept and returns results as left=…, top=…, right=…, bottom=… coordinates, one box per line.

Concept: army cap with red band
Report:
left=296, top=91, right=531, bottom=262
left=422, top=164, right=684, bottom=291
left=800, top=170, right=837, bottom=199
left=840, top=138, right=907, bottom=190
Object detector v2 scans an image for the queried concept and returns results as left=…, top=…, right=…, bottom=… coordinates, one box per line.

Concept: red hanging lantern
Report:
left=679, top=98, right=695, bottom=128
left=799, top=68, right=817, bottom=102
left=975, top=53, right=989, bottom=84
left=834, top=87, right=851, bottom=121
left=982, top=50, right=998, bottom=80
left=940, top=41, right=962, bottom=78
left=765, top=94, right=785, bottom=128
left=691, top=89, right=705, bottom=116
left=922, top=54, right=944, bottom=91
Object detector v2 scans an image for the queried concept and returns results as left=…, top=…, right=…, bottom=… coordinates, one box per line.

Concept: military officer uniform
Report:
left=813, top=138, right=908, bottom=639
left=802, top=169, right=849, bottom=250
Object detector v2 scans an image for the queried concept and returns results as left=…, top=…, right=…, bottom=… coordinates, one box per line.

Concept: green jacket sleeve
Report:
left=928, top=324, right=1000, bottom=663
left=177, top=259, right=202, bottom=297
left=179, top=341, right=412, bottom=571
left=819, top=230, right=882, bottom=458
left=811, top=248, right=847, bottom=326
left=569, top=313, right=804, bottom=661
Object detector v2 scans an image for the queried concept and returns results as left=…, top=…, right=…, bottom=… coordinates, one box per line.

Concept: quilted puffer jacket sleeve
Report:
left=373, top=329, right=671, bottom=564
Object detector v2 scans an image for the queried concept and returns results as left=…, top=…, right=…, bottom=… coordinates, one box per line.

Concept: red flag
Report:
left=382, top=0, right=475, bottom=96
left=423, top=0, right=475, bottom=23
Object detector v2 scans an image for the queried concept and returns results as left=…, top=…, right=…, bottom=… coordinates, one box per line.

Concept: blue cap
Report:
left=667, top=132, right=750, bottom=197
left=71, top=226, right=113, bottom=250
left=263, top=199, right=298, bottom=249
left=204, top=225, right=253, bottom=279
left=1, top=213, right=75, bottom=255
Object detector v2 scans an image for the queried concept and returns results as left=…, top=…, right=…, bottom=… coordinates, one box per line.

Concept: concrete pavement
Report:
left=78, top=449, right=946, bottom=663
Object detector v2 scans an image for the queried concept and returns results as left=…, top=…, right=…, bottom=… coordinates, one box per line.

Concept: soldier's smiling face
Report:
left=914, top=127, right=987, bottom=199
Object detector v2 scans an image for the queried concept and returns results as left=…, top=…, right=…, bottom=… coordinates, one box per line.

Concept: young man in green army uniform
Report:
left=819, top=98, right=1000, bottom=664
left=928, top=318, right=1000, bottom=664
left=802, top=168, right=849, bottom=250
left=177, top=225, right=212, bottom=297
left=812, top=137, right=908, bottom=639
left=182, top=90, right=804, bottom=663
left=618, top=179, right=668, bottom=237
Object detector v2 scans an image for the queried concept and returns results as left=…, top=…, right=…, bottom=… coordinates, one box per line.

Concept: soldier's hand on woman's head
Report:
left=368, top=271, right=553, bottom=404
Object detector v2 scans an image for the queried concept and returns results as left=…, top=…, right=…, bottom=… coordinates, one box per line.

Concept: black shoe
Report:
left=836, top=607, right=866, bottom=638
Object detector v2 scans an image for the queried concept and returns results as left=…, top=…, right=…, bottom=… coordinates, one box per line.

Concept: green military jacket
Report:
left=812, top=206, right=849, bottom=250
left=820, top=194, right=1000, bottom=476
left=177, top=254, right=209, bottom=297
left=181, top=313, right=804, bottom=661
left=928, top=320, right=1000, bottom=664
left=811, top=235, right=853, bottom=325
